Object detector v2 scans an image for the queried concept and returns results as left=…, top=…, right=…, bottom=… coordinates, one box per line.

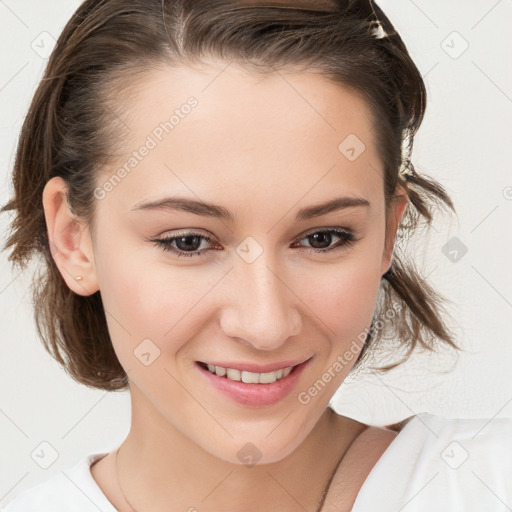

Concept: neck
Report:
left=115, top=386, right=360, bottom=512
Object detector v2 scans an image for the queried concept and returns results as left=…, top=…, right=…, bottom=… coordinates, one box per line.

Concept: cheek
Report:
left=297, top=247, right=383, bottom=345
left=94, top=234, right=219, bottom=363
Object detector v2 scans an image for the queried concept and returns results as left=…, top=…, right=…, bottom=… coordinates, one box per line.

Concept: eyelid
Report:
left=291, top=226, right=359, bottom=251
left=150, top=225, right=359, bottom=258
left=295, top=225, right=353, bottom=239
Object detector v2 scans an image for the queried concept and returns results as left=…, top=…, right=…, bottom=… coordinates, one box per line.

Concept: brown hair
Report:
left=1, top=0, right=460, bottom=391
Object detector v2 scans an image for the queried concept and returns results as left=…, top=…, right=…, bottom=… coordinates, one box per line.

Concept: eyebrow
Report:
left=130, top=195, right=370, bottom=221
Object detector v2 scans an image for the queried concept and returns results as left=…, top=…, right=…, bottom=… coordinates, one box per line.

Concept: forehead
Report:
left=99, top=61, right=382, bottom=213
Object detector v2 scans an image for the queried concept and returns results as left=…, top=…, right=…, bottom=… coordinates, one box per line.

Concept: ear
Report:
left=380, top=186, right=409, bottom=276
left=42, top=176, right=99, bottom=296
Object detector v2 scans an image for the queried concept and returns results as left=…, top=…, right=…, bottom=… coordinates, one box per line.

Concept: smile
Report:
left=196, top=358, right=311, bottom=407
left=204, top=363, right=294, bottom=384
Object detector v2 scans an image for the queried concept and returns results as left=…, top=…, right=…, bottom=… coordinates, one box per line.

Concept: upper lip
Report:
left=198, top=357, right=311, bottom=374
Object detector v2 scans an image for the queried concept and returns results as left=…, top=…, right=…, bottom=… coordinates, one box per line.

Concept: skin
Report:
left=42, top=61, right=408, bottom=511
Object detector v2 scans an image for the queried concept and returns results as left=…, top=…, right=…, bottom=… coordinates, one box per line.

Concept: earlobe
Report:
left=42, top=176, right=99, bottom=296
left=380, top=189, right=409, bottom=276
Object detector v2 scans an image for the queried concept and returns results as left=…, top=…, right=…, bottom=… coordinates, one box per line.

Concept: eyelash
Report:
left=150, top=227, right=359, bottom=258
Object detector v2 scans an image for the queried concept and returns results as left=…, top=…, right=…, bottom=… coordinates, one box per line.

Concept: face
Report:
left=53, top=61, right=406, bottom=464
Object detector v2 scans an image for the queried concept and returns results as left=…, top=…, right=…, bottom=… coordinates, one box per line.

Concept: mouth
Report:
left=197, top=362, right=297, bottom=384
left=195, top=358, right=311, bottom=407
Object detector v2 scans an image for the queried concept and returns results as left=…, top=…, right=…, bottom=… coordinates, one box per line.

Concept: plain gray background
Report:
left=1, top=0, right=511, bottom=507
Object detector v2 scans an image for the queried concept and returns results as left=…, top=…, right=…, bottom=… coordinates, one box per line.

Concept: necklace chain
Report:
left=114, top=441, right=349, bottom=512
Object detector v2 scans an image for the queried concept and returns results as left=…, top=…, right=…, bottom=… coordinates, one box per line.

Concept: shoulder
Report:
left=1, top=452, right=116, bottom=512
left=350, top=413, right=512, bottom=512
left=321, top=418, right=401, bottom=511
left=343, top=423, right=399, bottom=468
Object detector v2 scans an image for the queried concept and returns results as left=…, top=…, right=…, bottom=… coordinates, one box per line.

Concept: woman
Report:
left=2, top=1, right=510, bottom=511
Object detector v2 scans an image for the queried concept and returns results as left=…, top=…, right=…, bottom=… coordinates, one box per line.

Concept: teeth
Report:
left=241, top=371, right=259, bottom=384
left=226, top=368, right=241, bottom=381
left=259, top=371, right=278, bottom=384
left=205, top=364, right=294, bottom=384
left=215, top=365, right=226, bottom=377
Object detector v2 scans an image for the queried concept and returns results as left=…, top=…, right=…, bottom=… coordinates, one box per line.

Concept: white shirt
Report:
left=2, top=412, right=511, bottom=511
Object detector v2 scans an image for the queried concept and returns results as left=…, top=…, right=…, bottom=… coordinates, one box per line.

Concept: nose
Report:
left=219, top=256, right=302, bottom=351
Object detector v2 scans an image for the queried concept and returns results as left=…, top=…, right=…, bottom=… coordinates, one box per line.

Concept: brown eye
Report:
left=152, top=232, right=215, bottom=257
left=292, top=228, right=358, bottom=253
left=307, top=231, right=333, bottom=249
left=174, top=235, right=203, bottom=252
left=150, top=227, right=359, bottom=259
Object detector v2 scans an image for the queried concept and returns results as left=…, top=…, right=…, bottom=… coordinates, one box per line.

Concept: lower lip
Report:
left=196, top=360, right=310, bottom=407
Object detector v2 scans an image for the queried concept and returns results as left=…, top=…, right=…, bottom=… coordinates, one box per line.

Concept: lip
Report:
left=196, top=357, right=311, bottom=407
left=198, top=359, right=309, bottom=374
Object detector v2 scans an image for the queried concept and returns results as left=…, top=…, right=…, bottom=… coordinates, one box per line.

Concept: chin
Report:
left=202, top=425, right=312, bottom=467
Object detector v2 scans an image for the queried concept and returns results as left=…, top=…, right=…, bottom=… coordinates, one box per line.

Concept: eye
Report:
left=150, top=231, right=217, bottom=258
left=291, top=227, right=358, bottom=253
left=150, top=227, right=359, bottom=258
